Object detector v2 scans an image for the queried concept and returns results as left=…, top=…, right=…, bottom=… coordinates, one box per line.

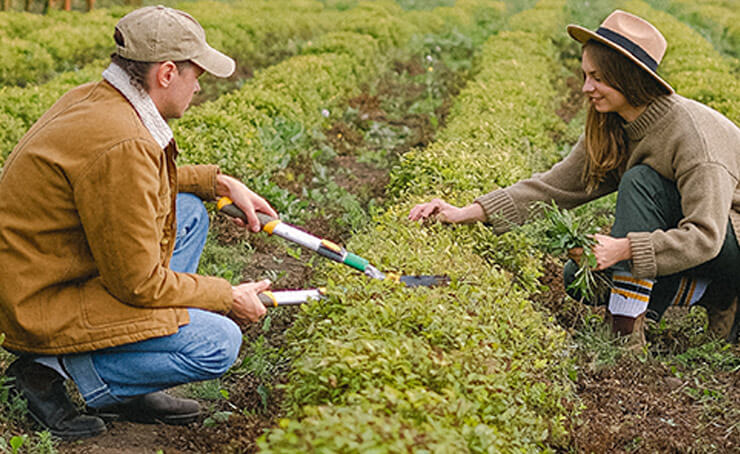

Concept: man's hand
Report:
left=230, top=279, right=270, bottom=324
left=216, top=174, right=278, bottom=232
left=408, top=198, right=486, bottom=224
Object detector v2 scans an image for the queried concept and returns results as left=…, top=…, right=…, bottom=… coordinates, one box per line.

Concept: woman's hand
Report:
left=216, top=174, right=278, bottom=232
left=229, top=279, right=270, bottom=324
left=591, top=234, right=632, bottom=270
left=408, top=198, right=486, bottom=224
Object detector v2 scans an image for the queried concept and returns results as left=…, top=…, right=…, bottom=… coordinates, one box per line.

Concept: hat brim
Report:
left=567, top=24, right=674, bottom=94
left=191, top=45, right=235, bottom=79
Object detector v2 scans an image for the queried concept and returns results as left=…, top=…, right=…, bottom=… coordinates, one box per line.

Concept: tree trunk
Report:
left=63, top=0, right=70, bottom=10
left=2, top=0, right=10, bottom=12
left=87, top=0, right=94, bottom=11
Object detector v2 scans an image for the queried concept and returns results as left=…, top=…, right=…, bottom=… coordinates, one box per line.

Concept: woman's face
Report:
left=581, top=46, right=644, bottom=122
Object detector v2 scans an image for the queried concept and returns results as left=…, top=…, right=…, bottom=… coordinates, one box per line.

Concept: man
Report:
left=0, top=6, right=277, bottom=439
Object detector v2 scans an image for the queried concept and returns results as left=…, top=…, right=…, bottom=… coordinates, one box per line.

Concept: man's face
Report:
left=161, top=62, right=204, bottom=120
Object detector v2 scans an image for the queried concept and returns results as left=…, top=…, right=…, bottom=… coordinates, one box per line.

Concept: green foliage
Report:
left=262, top=2, right=574, bottom=450
left=537, top=201, right=609, bottom=302
left=389, top=8, right=568, bottom=200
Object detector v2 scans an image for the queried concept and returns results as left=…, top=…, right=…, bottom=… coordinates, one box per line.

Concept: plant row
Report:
left=0, top=0, right=485, bottom=167
left=257, top=1, right=577, bottom=451
left=173, top=0, right=508, bottom=222
left=0, top=0, right=353, bottom=88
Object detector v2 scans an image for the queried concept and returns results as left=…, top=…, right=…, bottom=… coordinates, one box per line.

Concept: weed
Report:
left=537, top=201, right=611, bottom=302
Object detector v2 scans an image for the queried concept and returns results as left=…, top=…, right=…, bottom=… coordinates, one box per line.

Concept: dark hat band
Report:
left=596, top=27, right=659, bottom=72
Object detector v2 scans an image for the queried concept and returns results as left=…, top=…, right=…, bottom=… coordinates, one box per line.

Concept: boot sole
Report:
left=93, top=409, right=200, bottom=425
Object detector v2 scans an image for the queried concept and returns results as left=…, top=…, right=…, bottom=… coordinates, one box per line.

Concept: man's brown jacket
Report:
left=0, top=80, right=233, bottom=354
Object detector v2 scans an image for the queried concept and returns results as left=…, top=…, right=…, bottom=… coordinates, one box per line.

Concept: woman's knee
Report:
left=618, top=164, right=662, bottom=194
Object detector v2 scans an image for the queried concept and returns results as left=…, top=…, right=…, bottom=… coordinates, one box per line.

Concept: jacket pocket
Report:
left=80, top=277, right=152, bottom=329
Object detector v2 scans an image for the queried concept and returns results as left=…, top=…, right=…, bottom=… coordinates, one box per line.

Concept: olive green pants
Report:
left=564, top=165, right=740, bottom=321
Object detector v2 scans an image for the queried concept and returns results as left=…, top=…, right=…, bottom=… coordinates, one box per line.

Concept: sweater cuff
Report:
left=474, top=189, right=522, bottom=233
left=627, top=231, right=657, bottom=279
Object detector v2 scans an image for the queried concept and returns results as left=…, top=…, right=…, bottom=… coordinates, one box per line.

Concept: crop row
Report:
left=258, top=1, right=575, bottom=451
left=0, top=0, right=501, bottom=168
left=173, top=0, right=507, bottom=219
left=0, top=0, right=353, bottom=88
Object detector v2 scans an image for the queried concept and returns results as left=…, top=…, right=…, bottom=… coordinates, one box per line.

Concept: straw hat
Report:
left=115, top=6, right=235, bottom=79
left=567, top=10, right=674, bottom=94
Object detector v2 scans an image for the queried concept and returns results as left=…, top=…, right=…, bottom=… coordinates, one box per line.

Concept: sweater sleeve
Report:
left=475, top=136, right=617, bottom=233
left=628, top=163, right=736, bottom=279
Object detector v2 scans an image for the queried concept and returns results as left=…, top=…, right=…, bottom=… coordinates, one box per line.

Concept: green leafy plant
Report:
left=539, top=200, right=608, bottom=302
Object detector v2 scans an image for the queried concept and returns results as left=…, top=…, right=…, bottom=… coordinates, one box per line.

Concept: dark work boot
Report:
left=91, top=391, right=200, bottom=425
left=6, top=357, right=106, bottom=439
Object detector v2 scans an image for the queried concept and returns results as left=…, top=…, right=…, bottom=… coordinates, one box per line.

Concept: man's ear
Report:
left=155, top=61, right=178, bottom=89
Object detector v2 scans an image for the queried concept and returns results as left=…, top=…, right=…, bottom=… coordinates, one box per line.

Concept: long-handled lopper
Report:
left=218, top=197, right=449, bottom=288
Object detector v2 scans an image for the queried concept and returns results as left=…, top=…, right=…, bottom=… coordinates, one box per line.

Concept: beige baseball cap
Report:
left=115, top=5, right=235, bottom=78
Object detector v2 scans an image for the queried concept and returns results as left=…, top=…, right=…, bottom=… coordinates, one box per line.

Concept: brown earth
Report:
left=536, top=256, right=740, bottom=454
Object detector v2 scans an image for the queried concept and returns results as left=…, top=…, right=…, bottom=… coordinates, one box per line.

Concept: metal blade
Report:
left=399, top=275, right=450, bottom=288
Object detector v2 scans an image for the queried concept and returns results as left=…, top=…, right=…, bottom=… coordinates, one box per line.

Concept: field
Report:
left=0, top=0, right=738, bottom=452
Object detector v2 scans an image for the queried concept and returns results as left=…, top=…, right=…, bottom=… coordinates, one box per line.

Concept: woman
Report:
left=409, top=10, right=740, bottom=346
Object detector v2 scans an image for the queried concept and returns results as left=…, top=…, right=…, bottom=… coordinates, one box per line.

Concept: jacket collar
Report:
left=102, top=63, right=173, bottom=149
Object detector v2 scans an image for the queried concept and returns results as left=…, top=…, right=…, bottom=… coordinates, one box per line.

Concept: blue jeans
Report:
left=62, top=193, right=242, bottom=408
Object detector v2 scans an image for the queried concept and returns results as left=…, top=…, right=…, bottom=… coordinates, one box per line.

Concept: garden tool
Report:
left=258, top=288, right=326, bottom=307
left=218, top=197, right=449, bottom=288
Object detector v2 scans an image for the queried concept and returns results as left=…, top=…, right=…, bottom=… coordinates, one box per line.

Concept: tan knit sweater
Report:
left=475, top=94, right=740, bottom=279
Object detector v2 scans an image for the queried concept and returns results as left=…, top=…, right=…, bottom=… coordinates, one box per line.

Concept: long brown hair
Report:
left=582, top=40, right=671, bottom=192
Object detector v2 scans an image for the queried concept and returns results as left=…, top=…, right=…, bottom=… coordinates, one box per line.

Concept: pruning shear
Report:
left=218, top=197, right=449, bottom=292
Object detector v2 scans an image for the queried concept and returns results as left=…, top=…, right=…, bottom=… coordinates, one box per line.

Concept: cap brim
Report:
left=566, top=24, right=674, bottom=94
left=191, top=45, right=235, bottom=79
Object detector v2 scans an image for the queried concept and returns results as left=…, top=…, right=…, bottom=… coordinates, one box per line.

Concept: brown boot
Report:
left=606, top=311, right=647, bottom=351
left=706, top=296, right=739, bottom=343
left=695, top=281, right=740, bottom=343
